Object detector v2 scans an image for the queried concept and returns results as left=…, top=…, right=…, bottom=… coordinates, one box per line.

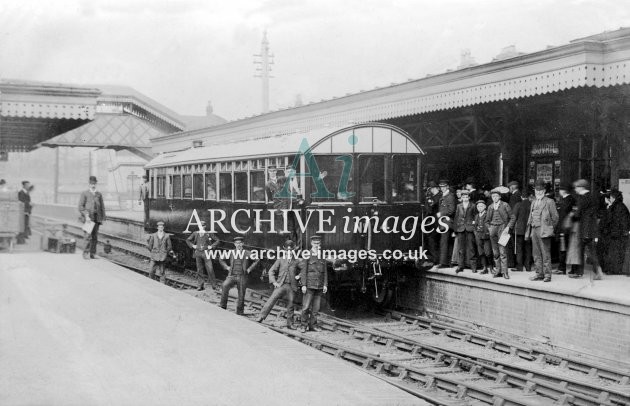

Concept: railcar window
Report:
left=234, top=172, right=248, bottom=201
left=172, top=175, right=182, bottom=199
left=393, top=156, right=419, bottom=202
left=205, top=173, right=217, bottom=200
left=358, top=155, right=385, bottom=202
left=250, top=171, right=265, bottom=202
left=310, top=155, right=354, bottom=202
left=193, top=174, right=204, bottom=199
left=183, top=175, right=192, bottom=199
left=219, top=173, right=232, bottom=201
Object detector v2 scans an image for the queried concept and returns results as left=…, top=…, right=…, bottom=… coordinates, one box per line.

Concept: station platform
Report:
left=0, top=247, right=422, bottom=406
left=399, top=265, right=630, bottom=363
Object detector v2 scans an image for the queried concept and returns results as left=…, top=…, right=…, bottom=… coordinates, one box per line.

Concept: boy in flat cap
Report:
left=473, top=199, right=493, bottom=274
left=186, top=220, right=220, bottom=291
left=219, top=236, right=260, bottom=315
left=256, top=239, right=299, bottom=328
left=147, top=221, right=172, bottom=284
left=485, top=187, right=515, bottom=278
left=78, top=176, right=106, bottom=259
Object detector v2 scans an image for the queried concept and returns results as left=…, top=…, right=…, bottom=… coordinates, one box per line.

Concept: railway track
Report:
left=32, top=216, right=630, bottom=405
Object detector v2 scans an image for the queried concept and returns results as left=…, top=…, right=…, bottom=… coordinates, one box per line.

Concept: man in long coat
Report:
left=78, top=176, right=106, bottom=259
left=433, top=179, right=456, bottom=269
left=571, top=179, right=604, bottom=280
left=17, top=180, right=32, bottom=244
left=147, top=221, right=172, bottom=284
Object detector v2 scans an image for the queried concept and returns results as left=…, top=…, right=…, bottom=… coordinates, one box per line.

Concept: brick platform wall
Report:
left=398, top=273, right=630, bottom=361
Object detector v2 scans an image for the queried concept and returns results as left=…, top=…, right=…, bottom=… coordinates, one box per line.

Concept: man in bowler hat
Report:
left=78, top=176, right=106, bottom=259
left=571, top=179, right=604, bottom=280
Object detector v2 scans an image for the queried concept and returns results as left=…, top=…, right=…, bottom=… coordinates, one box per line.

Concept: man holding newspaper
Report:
left=78, top=176, right=106, bottom=259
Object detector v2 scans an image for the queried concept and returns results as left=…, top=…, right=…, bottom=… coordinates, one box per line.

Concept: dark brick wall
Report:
left=398, top=272, right=630, bottom=361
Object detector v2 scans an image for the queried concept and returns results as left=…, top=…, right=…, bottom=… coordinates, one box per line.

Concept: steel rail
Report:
left=380, top=309, right=630, bottom=387
left=312, top=317, right=627, bottom=406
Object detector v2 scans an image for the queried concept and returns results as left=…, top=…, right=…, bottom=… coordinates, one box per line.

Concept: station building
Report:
left=151, top=28, right=630, bottom=203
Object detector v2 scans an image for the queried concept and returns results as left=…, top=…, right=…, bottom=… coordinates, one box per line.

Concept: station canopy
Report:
left=145, top=123, right=423, bottom=169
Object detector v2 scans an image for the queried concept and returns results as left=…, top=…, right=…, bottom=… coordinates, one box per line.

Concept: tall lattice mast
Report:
left=253, top=30, right=274, bottom=114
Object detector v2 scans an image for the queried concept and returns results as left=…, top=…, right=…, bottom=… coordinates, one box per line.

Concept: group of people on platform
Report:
left=423, top=177, right=630, bottom=281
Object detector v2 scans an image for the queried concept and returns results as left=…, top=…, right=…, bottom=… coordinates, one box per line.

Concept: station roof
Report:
left=145, top=123, right=422, bottom=168
left=0, top=79, right=100, bottom=152
left=151, top=27, right=630, bottom=154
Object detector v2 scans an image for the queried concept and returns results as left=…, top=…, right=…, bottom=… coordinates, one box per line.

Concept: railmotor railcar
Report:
left=144, top=123, right=425, bottom=306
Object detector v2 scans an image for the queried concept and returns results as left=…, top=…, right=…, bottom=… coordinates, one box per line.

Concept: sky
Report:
left=1, top=0, right=630, bottom=121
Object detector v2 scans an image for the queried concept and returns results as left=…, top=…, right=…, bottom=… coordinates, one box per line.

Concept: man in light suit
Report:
left=219, top=236, right=260, bottom=315
left=78, top=176, right=106, bottom=259
left=147, top=221, right=172, bottom=284
left=453, top=190, right=477, bottom=273
left=485, top=188, right=515, bottom=279
left=527, top=180, right=559, bottom=282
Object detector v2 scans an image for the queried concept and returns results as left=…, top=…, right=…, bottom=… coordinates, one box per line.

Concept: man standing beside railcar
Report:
left=17, top=180, right=32, bottom=244
left=186, top=220, right=220, bottom=291
left=433, top=179, right=456, bottom=269
left=147, top=221, right=172, bottom=284
left=527, top=180, right=559, bottom=282
left=219, top=236, right=260, bottom=315
left=256, top=239, right=298, bottom=328
left=423, top=181, right=441, bottom=266
left=78, top=176, right=106, bottom=259
left=294, top=235, right=328, bottom=333
left=138, top=175, right=150, bottom=225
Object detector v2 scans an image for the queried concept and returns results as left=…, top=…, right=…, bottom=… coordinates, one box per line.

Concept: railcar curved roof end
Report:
left=145, top=123, right=424, bottom=169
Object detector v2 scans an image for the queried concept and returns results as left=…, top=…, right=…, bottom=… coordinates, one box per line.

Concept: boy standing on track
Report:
left=147, top=221, right=172, bottom=284
left=186, top=220, right=220, bottom=291
left=219, top=236, right=260, bottom=315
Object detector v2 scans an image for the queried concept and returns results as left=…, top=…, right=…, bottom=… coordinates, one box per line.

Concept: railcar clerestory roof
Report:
left=145, top=123, right=423, bottom=169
